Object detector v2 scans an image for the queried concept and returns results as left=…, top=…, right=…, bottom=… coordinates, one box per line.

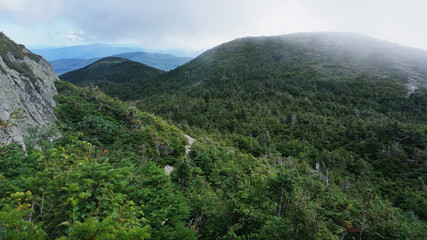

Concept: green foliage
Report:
left=0, top=81, right=198, bottom=239
left=54, top=81, right=186, bottom=166
left=1, top=33, right=427, bottom=239
left=0, top=32, right=41, bottom=62
left=135, top=35, right=427, bottom=223
left=58, top=217, right=150, bottom=240
left=0, top=109, right=26, bottom=133
left=62, top=33, right=425, bottom=238
left=0, top=142, right=146, bottom=238
left=60, top=57, right=164, bottom=100
left=0, top=203, right=47, bottom=240
left=0, top=135, right=192, bottom=239
left=128, top=161, right=195, bottom=239
left=0, top=32, right=41, bottom=82
left=0, top=144, right=39, bottom=198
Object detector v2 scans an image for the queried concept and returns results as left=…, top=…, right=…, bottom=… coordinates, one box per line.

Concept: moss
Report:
left=2, top=57, right=37, bottom=82
left=26, top=51, right=42, bottom=62
left=0, top=32, right=39, bottom=82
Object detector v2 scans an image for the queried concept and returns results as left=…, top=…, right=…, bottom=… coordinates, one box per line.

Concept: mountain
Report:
left=155, top=32, right=427, bottom=94
left=30, top=44, right=143, bottom=61
left=145, top=32, right=427, bottom=231
left=136, top=32, right=427, bottom=125
left=0, top=32, right=58, bottom=149
left=60, top=57, right=164, bottom=100
left=31, top=44, right=193, bottom=75
left=156, top=48, right=204, bottom=58
left=59, top=32, right=427, bottom=238
left=138, top=32, right=427, bottom=179
left=114, top=51, right=192, bottom=71
left=49, top=57, right=100, bottom=75
left=2, top=32, right=427, bottom=239
left=0, top=34, right=195, bottom=239
left=50, top=51, right=192, bottom=75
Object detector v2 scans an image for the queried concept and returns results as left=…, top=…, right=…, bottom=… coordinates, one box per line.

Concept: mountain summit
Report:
left=163, top=32, right=427, bottom=95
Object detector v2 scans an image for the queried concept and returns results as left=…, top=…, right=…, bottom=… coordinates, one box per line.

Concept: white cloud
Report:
left=1, top=0, right=427, bottom=51
left=66, top=31, right=83, bottom=42
left=0, top=0, right=67, bottom=22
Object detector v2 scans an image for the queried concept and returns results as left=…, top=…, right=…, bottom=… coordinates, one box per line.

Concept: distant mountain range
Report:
left=49, top=58, right=101, bottom=75
left=113, top=51, right=192, bottom=71
left=30, top=44, right=193, bottom=74
left=30, top=44, right=142, bottom=61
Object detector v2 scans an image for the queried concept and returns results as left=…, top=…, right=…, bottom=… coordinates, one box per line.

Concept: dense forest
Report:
left=1, top=32, right=427, bottom=239
left=60, top=57, right=164, bottom=101
left=1, top=82, right=196, bottom=239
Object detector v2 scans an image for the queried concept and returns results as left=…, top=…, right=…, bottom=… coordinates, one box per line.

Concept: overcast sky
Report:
left=1, top=0, right=426, bottom=54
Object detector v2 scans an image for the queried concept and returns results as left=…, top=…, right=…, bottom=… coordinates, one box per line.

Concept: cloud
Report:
left=0, top=0, right=68, bottom=22
left=58, top=0, right=322, bottom=49
left=1, top=0, right=427, bottom=51
left=66, top=33, right=81, bottom=42
left=65, top=30, right=89, bottom=42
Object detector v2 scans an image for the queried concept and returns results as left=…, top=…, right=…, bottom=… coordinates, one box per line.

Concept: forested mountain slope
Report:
left=7, top=32, right=427, bottom=239
left=137, top=33, right=427, bottom=166
left=113, top=51, right=192, bottom=71
left=141, top=33, right=427, bottom=227
left=61, top=32, right=427, bottom=238
left=1, top=35, right=196, bottom=239
left=1, top=81, right=197, bottom=239
left=50, top=52, right=192, bottom=75
left=143, top=32, right=427, bottom=96
left=60, top=57, right=164, bottom=100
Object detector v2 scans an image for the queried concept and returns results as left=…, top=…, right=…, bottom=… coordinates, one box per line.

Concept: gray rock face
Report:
left=0, top=46, right=58, bottom=149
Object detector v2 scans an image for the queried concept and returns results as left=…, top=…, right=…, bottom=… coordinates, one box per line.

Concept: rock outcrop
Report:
left=0, top=33, right=58, bottom=149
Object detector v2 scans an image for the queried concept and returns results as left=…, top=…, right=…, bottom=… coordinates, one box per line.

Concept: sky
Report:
left=1, top=0, right=427, bottom=54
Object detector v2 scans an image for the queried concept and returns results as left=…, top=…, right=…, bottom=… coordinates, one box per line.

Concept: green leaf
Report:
left=111, top=212, right=120, bottom=218
left=69, top=183, right=80, bottom=192
left=86, top=201, right=96, bottom=209
left=0, top=222, right=6, bottom=238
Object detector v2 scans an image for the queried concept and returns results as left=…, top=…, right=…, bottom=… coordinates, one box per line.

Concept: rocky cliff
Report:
left=0, top=32, right=58, bottom=149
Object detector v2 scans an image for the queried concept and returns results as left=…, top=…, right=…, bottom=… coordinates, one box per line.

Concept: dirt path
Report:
left=164, top=134, right=195, bottom=175
left=184, top=134, right=195, bottom=156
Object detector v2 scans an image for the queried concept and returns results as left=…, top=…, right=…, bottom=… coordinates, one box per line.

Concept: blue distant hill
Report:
left=30, top=44, right=193, bottom=74
left=30, top=44, right=143, bottom=61
left=114, top=52, right=192, bottom=71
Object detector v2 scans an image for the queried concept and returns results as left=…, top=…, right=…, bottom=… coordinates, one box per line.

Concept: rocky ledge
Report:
left=0, top=33, right=58, bottom=149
